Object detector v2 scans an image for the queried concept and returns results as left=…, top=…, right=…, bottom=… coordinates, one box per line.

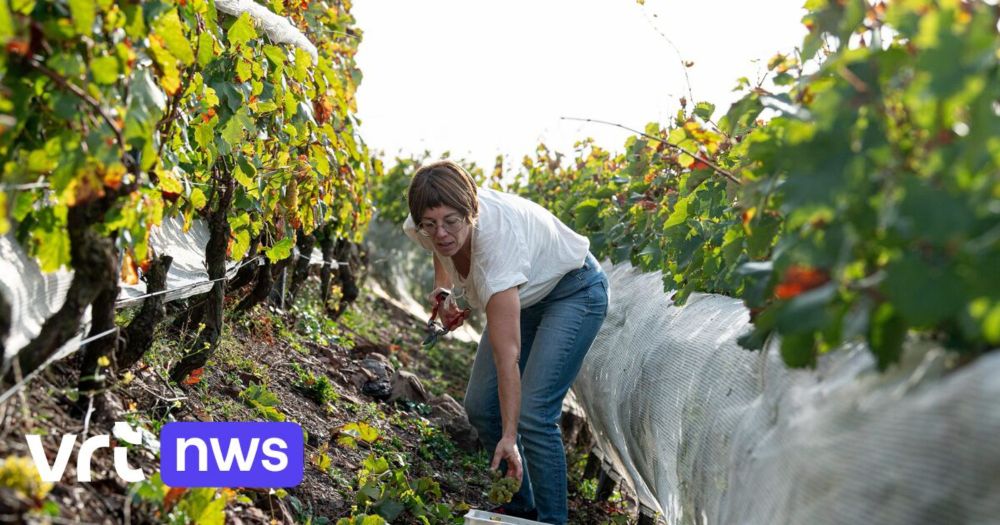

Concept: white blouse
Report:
left=403, top=187, right=590, bottom=310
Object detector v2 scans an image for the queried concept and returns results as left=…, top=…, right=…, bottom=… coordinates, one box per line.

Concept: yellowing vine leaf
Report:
left=227, top=13, right=257, bottom=48
left=153, top=9, right=195, bottom=66
left=67, top=0, right=95, bottom=35
left=341, top=421, right=380, bottom=443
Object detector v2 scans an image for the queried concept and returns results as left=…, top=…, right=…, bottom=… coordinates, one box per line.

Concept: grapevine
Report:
left=506, top=0, right=999, bottom=368
left=0, top=0, right=375, bottom=387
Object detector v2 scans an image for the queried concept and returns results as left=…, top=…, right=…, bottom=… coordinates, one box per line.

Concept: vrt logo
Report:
left=25, top=422, right=146, bottom=483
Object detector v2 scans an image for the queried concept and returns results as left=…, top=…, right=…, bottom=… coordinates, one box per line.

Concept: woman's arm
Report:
left=485, top=287, right=523, bottom=481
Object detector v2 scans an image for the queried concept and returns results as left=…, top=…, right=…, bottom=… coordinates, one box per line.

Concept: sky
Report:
left=351, top=0, right=808, bottom=175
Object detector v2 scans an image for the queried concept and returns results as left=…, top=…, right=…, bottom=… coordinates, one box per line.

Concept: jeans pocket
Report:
left=572, top=254, right=596, bottom=283
left=596, top=276, right=609, bottom=312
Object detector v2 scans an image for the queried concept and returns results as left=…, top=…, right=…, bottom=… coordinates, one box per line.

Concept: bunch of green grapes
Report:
left=487, top=470, right=521, bottom=505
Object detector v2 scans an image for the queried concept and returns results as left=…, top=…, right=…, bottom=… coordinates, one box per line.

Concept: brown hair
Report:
left=407, top=160, right=479, bottom=222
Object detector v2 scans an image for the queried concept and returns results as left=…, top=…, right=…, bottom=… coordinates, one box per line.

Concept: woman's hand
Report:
left=427, top=287, right=466, bottom=329
left=491, top=436, right=523, bottom=482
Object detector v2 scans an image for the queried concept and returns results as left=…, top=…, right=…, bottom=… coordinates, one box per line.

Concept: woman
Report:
left=403, top=160, right=609, bottom=524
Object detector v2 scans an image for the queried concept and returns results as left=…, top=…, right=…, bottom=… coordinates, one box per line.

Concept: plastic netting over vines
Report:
left=575, top=261, right=1000, bottom=524
left=0, top=216, right=321, bottom=381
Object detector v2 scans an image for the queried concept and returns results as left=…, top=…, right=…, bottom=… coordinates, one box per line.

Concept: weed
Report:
left=204, top=395, right=243, bottom=421
left=328, top=466, right=352, bottom=492
left=0, top=455, right=54, bottom=506
left=291, top=298, right=340, bottom=348
left=336, top=421, right=380, bottom=449
left=336, top=515, right=387, bottom=525
left=578, top=478, right=598, bottom=500
left=214, top=329, right=270, bottom=381
left=347, top=454, right=458, bottom=524
left=115, top=307, right=137, bottom=326
left=345, top=401, right=385, bottom=423
left=131, top=473, right=232, bottom=524
left=338, top=308, right=380, bottom=342
left=291, top=363, right=339, bottom=406
left=240, top=384, right=286, bottom=422
left=415, top=420, right=456, bottom=463
left=288, top=495, right=331, bottom=525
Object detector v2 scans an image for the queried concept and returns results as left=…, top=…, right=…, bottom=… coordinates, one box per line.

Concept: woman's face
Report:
left=419, top=205, right=471, bottom=258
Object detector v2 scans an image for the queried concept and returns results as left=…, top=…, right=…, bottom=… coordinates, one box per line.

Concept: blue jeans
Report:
left=464, top=253, right=609, bottom=524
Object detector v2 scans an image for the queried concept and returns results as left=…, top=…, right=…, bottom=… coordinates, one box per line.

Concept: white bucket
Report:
left=463, top=509, right=547, bottom=525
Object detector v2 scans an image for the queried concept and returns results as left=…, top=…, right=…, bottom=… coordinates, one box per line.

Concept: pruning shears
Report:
left=422, top=290, right=471, bottom=348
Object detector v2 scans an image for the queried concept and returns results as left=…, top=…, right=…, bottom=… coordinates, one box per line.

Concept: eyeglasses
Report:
left=417, top=214, right=467, bottom=237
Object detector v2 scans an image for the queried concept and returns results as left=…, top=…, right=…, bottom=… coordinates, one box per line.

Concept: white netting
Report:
left=574, top=261, right=1000, bottom=524
left=215, top=0, right=318, bottom=60
left=115, top=216, right=248, bottom=307
left=1, top=216, right=333, bottom=388
left=0, top=234, right=86, bottom=376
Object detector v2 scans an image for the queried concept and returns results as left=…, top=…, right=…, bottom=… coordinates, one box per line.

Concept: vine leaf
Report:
left=573, top=199, right=599, bottom=230
left=153, top=9, right=195, bottom=66
left=266, top=237, right=294, bottom=262
left=662, top=194, right=691, bottom=230
left=91, top=55, right=119, bottom=85
left=693, top=101, right=715, bottom=120
left=67, top=0, right=95, bottom=35
left=227, top=13, right=258, bottom=48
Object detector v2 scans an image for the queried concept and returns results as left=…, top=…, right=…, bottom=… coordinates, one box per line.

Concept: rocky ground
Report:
left=0, top=279, right=635, bottom=524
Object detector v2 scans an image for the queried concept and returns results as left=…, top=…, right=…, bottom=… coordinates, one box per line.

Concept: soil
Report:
left=0, top=279, right=634, bottom=524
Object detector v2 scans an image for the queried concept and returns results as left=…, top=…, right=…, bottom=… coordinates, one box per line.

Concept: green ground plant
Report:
left=291, top=362, right=339, bottom=405
left=240, top=383, right=285, bottom=421
left=132, top=474, right=234, bottom=525
left=348, top=453, right=457, bottom=524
